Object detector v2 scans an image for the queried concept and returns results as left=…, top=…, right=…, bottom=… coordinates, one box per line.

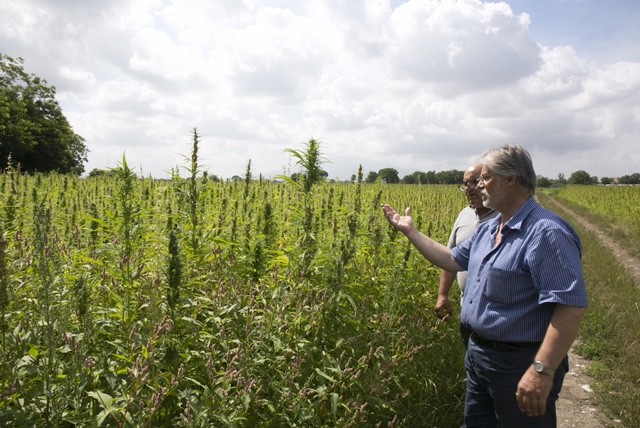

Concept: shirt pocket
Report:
left=484, top=267, right=533, bottom=305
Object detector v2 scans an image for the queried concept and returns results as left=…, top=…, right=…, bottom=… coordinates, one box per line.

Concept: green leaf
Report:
left=330, top=392, right=339, bottom=420
left=111, top=353, right=133, bottom=363
left=27, top=344, right=39, bottom=359
left=88, top=390, right=114, bottom=408
left=315, top=368, right=336, bottom=383
left=96, top=406, right=119, bottom=427
left=17, top=354, right=35, bottom=368
left=242, top=393, right=251, bottom=409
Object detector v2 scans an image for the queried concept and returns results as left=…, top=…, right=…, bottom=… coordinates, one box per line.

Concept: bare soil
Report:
left=542, top=194, right=640, bottom=428
left=556, top=347, right=615, bottom=427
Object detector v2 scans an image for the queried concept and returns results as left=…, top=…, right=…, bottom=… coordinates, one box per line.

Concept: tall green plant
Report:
left=187, top=128, right=202, bottom=253
left=0, top=223, right=7, bottom=355
left=281, top=139, right=327, bottom=277
left=243, top=159, right=252, bottom=215
left=334, top=165, right=363, bottom=288
left=3, top=157, right=19, bottom=229
left=32, top=196, right=64, bottom=425
left=166, top=205, right=182, bottom=319
left=283, top=138, right=326, bottom=195
left=114, top=154, right=138, bottom=324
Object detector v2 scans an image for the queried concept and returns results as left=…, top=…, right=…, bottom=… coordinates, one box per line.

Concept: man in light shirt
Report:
left=435, top=164, right=499, bottom=348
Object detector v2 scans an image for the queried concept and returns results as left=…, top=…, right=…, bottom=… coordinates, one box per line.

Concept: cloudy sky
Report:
left=2, top=0, right=639, bottom=180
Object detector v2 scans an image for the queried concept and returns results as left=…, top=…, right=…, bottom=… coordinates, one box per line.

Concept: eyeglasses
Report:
left=458, top=177, right=481, bottom=192
left=478, top=174, right=493, bottom=184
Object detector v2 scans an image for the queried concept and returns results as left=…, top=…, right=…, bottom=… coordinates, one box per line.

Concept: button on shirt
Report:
left=452, top=196, right=588, bottom=343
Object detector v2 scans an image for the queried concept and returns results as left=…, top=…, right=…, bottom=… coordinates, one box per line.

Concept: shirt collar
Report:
left=503, top=195, right=537, bottom=232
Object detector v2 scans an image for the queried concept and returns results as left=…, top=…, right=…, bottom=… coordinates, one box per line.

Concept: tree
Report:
left=600, top=177, right=612, bottom=185
left=0, top=53, right=88, bottom=174
left=401, top=171, right=430, bottom=184
left=377, top=168, right=400, bottom=184
left=556, top=173, right=567, bottom=185
left=620, top=173, right=640, bottom=185
left=401, top=174, right=417, bottom=184
left=568, top=170, right=593, bottom=185
left=435, top=169, right=464, bottom=184
left=536, top=175, right=552, bottom=188
left=88, top=168, right=117, bottom=178
left=365, top=170, right=378, bottom=183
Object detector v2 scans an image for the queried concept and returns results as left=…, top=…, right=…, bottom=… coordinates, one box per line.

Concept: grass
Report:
left=538, top=191, right=640, bottom=427
left=544, top=186, right=640, bottom=259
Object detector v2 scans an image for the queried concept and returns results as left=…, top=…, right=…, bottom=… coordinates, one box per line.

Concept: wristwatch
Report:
left=532, top=360, right=555, bottom=376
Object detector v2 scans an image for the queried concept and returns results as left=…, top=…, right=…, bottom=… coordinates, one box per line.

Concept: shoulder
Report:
left=529, top=202, right=575, bottom=231
left=458, top=206, right=475, bottom=216
left=452, top=206, right=475, bottom=225
left=526, top=203, right=582, bottom=248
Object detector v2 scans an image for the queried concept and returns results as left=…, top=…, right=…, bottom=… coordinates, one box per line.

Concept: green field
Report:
left=0, top=164, right=472, bottom=427
left=539, top=188, right=640, bottom=428
left=1, top=164, right=639, bottom=426
left=550, top=185, right=640, bottom=258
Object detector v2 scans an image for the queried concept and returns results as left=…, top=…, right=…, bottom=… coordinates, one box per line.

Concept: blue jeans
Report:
left=464, top=338, right=569, bottom=428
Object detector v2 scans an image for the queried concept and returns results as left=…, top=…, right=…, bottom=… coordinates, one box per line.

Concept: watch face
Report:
left=534, top=361, right=544, bottom=372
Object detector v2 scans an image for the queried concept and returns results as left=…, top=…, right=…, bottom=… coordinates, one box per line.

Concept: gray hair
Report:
left=480, top=144, right=537, bottom=193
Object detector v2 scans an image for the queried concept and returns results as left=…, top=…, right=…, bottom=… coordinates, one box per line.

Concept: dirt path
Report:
left=542, top=194, right=638, bottom=428
left=556, top=347, right=614, bottom=427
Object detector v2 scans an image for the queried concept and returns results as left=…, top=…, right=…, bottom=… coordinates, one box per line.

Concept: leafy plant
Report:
left=0, top=166, right=484, bottom=426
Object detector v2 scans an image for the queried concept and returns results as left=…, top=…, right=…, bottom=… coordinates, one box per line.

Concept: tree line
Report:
left=352, top=169, right=640, bottom=186
left=564, top=170, right=640, bottom=185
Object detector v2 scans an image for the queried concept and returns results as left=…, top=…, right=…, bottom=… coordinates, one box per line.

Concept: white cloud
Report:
left=388, top=0, right=540, bottom=93
left=0, top=0, right=638, bottom=179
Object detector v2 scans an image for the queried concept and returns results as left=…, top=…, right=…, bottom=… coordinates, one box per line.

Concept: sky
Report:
left=1, top=0, right=639, bottom=180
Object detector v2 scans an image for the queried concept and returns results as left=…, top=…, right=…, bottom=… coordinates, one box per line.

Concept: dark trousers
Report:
left=464, top=336, right=569, bottom=428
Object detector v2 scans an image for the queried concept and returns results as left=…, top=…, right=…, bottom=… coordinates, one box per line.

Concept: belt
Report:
left=470, top=332, right=541, bottom=353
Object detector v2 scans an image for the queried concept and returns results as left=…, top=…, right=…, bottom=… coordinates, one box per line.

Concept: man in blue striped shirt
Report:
left=382, top=144, right=588, bottom=427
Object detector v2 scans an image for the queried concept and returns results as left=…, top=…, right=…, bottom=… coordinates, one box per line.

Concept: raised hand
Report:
left=381, top=204, right=415, bottom=235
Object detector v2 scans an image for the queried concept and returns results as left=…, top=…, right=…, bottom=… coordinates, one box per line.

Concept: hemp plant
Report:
left=187, top=128, right=202, bottom=253
left=32, top=196, right=67, bottom=426
left=283, top=138, right=326, bottom=195
left=0, top=223, right=7, bottom=355
left=3, top=157, right=19, bottom=230
left=281, top=139, right=327, bottom=276
left=166, top=205, right=182, bottom=319
left=114, top=154, right=139, bottom=325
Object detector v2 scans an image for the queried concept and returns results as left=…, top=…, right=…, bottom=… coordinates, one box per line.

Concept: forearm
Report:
left=438, top=269, right=456, bottom=297
left=405, top=228, right=461, bottom=272
left=516, top=304, right=587, bottom=416
left=535, top=304, right=587, bottom=370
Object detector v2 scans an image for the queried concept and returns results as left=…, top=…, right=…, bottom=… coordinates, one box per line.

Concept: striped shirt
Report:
left=452, top=196, right=588, bottom=343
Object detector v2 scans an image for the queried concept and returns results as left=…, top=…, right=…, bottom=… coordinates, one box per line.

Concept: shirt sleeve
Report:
left=526, top=222, right=588, bottom=307
left=451, top=235, right=472, bottom=271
